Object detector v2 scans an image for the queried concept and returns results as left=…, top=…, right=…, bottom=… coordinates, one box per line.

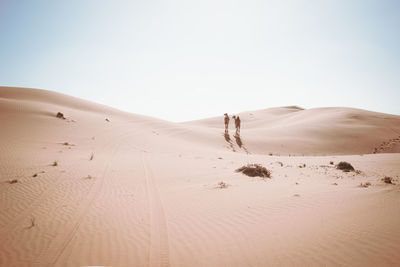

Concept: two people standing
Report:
left=224, top=113, right=241, bottom=136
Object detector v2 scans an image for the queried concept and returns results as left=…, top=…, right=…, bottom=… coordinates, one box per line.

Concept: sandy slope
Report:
left=1, top=86, right=400, bottom=267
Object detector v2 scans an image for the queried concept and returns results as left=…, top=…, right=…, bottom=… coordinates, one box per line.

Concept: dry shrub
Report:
left=236, top=164, right=271, bottom=178
left=8, top=179, right=18, bottom=184
left=382, top=177, right=393, bottom=184
left=217, top=181, right=229, bottom=189
left=360, top=182, right=371, bottom=188
left=52, top=160, right=58, bottom=166
left=56, top=112, right=65, bottom=119
left=330, top=161, right=334, bottom=165
left=336, top=161, right=354, bottom=172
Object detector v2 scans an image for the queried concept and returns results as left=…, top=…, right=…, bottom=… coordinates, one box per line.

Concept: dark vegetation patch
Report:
left=336, top=161, right=354, bottom=172
left=56, top=112, right=65, bottom=119
left=236, top=164, right=271, bottom=178
left=382, top=177, right=393, bottom=184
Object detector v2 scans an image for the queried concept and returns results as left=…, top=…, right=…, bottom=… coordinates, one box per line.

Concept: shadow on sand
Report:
left=234, top=134, right=243, bottom=148
left=224, top=132, right=231, bottom=142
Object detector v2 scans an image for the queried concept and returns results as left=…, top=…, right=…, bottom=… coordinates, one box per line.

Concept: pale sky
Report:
left=0, top=0, right=399, bottom=121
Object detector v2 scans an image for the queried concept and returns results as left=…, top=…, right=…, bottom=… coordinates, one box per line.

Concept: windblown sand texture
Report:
left=1, top=86, right=400, bottom=266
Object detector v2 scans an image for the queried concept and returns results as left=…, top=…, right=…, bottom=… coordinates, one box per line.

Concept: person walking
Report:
left=234, top=115, right=241, bottom=136
left=224, top=113, right=230, bottom=133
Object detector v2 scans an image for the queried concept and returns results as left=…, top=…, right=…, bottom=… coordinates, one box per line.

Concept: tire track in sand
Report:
left=33, top=140, right=123, bottom=267
left=141, top=152, right=170, bottom=267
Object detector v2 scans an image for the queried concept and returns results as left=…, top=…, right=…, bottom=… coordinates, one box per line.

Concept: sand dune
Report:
left=1, top=86, right=400, bottom=266
left=185, top=106, right=400, bottom=155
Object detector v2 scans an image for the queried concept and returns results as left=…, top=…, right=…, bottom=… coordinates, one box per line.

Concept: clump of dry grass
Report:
left=32, top=173, right=38, bottom=177
left=359, top=182, right=371, bottom=188
left=52, top=160, right=58, bottom=166
left=336, top=161, right=354, bottom=172
left=330, top=161, right=334, bottom=165
left=382, top=177, right=393, bottom=184
left=8, top=179, right=18, bottom=184
left=236, top=164, right=271, bottom=178
left=217, top=181, right=229, bottom=189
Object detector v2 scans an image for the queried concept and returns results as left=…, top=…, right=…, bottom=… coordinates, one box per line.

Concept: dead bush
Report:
left=359, top=182, right=371, bottom=188
left=336, top=161, right=354, bottom=172
left=56, top=112, right=65, bottom=119
left=236, top=164, right=271, bottom=178
left=382, top=177, right=393, bottom=184
left=217, top=181, right=229, bottom=189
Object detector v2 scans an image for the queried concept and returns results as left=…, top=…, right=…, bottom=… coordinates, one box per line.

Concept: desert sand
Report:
left=1, top=86, right=400, bottom=267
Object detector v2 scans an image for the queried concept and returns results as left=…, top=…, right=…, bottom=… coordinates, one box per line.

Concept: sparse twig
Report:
left=26, top=217, right=35, bottom=229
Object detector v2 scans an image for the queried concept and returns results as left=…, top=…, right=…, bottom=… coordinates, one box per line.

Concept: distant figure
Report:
left=234, top=115, right=241, bottom=136
left=224, top=113, right=230, bottom=133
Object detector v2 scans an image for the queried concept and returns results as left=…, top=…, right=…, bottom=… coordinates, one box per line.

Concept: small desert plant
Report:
left=359, top=182, right=371, bottom=188
left=90, top=153, right=94, bottom=160
left=268, top=153, right=273, bottom=156
left=330, top=161, right=334, bottom=165
left=217, top=181, right=229, bottom=189
left=63, top=142, right=69, bottom=145
left=332, top=182, right=338, bottom=186
left=8, top=179, right=18, bottom=184
left=56, top=112, right=65, bottom=119
left=276, top=161, right=283, bottom=167
left=52, top=160, right=58, bottom=166
left=298, top=164, right=306, bottom=168
left=382, top=177, right=393, bottom=184
left=85, top=175, right=93, bottom=179
left=236, top=164, right=271, bottom=178
left=32, top=173, right=38, bottom=177
left=336, top=161, right=354, bottom=172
